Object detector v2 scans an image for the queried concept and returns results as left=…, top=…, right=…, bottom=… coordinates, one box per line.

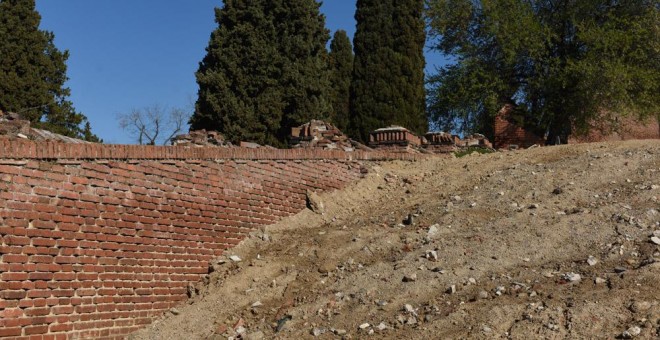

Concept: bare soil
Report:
left=132, top=140, right=660, bottom=340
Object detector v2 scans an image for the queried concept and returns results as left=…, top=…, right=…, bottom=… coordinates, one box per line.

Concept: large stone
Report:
left=306, top=190, right=325, bottom=214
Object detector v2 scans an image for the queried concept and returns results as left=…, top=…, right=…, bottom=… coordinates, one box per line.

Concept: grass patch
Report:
left=454, top=146, right=495, bottom=158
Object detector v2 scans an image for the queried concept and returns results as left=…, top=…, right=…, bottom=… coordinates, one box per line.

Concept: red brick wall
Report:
left=0, top=141, right=422, bottom=340
left=493, top=104, right=546, bottom=149
left=494, top=105, right=660, bottom=148
left=568, top=116, right=660, bottom=144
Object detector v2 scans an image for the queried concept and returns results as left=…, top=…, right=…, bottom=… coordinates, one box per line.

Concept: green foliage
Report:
left=454, top=146, right=494, bottom=158
left=426, top=0, right=660, bottom=143
left=0, top=0, right=99, bottom=142
left=349, top=0, right=428, bottom=142
left=328, top=30, right=353, bottom=132
left=192, top=0, right=331, bottom=146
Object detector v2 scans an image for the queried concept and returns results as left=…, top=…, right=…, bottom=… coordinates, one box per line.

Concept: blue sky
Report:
left=35, top=1, right=447, bottom=144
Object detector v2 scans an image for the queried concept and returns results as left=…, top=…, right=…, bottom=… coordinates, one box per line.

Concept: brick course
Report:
left=0, top=141, right=422, bottom=339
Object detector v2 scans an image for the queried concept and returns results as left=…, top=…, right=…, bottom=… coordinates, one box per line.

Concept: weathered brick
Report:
left=1, top=290, right=27, bottom=300
left=0, top=327, right=22, bottom=336
left=0, top=143, right=396, bottom=339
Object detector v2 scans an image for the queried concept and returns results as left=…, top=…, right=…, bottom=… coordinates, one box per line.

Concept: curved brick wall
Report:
left=0, top=141, right=421, bottom=339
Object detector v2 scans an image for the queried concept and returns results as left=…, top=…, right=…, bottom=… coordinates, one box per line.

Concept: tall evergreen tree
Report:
left=328, top=30, right=353, bottom=132
left=427, top=0, right=659, bottom=143
left=349, top=0, right=427, bottom=142
left=0, top=0, right=99, bottom=141
left=192, top=0, right=331, bottom=146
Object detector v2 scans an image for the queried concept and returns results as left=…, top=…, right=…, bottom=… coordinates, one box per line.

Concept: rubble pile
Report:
left=457, top=133, right=493, bottom=149
left=290, top=120, right=357, bottom=151
left=0, top=110, right=90, bottom=143
left=0, top=110, right=31, bottom=139
left=172, top=130, right=231, bottom=147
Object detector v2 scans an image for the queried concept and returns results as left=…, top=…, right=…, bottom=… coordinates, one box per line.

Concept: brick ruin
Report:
left=493, top=104, right=546, bottom=150
left=367, top=126, right=491, bottom=154
left=494, top=104, right=660, bottom=149
left=1, top=107, right=655, bottom=338
left=289, top=120, right=365, bottom=151
left=568, top=115, right=660, bottom=144
left=0, top=139, right=422, bottom=340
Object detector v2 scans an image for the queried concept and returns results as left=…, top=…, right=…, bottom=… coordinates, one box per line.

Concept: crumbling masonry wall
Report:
left=0, top=141, right=420, bottom=339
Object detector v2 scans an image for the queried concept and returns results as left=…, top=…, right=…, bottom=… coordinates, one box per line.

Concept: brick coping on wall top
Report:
left=0, top=140, right=424, bottom=161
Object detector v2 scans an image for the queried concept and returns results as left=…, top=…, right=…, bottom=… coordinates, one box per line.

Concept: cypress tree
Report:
left=328, top=30, right=353, bottom=132
left=0, top=0, right=99, bottom=141
left=349, top=0, right=427, bottom=141
left=192, top=0, right=331, bottom=146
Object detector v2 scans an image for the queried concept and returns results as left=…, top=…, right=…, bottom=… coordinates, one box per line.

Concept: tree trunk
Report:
left=546, top=114, right=571, bottom=145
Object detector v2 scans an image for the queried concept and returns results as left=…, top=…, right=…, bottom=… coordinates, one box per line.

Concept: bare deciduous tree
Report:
left=118, top=105, right=190, bottom=145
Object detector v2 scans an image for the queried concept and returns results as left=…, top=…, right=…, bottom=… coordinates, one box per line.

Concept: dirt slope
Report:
left=132, top=140, right=660, bottom=340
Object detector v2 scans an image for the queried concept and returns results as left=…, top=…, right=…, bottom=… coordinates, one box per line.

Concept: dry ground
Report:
left=132, top=140, right=660, bottom=340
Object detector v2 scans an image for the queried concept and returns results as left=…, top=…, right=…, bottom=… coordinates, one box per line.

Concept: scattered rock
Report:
left=651, top=236, right=660, bottom=245
left=546, top=323, right=560, bottom=331
left=431, top=267, right=446, bottom=274
left=614, top=267, right=627, bottom=274
left=376, top=322, right=388, bottom=331
left=552, top=187, right=564, bottom=195
left=495, top=286, right=506, bottom=296
left=595, top=277, right=607, bottom=284
left=169, top=308, right=180, bottom=315
left=562, top=273, right=582, bottom=283
left=621, top=326, right=642, bottom=338
left=426, top=250, right=438, bottom=262
left=446, top=285, right=457, bottom=294
left=311, top=328, right=326, bottom=337
left=403, top=273, right=417, bottom=282
left=403, top=214, right=414, bottom=226
left=587, top=256, right=599, bottom=266
left=478, top=290, right=489, bottom=300
left=403, top=304, right=417, bottom=316
left=229, top=255, right=242, bottom=262
left=629, top=301, right=652, bottom=313
left=427, top=224, right=440, bottom=237
left=406, top=316, right=418, bottom=325
left=332, top=328, right=347, bottom=335
left=359, top=323, right=371, bottom=330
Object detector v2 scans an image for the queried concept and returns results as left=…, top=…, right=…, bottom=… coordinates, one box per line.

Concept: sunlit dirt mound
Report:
left=132, top=140, right=660, bottom=340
